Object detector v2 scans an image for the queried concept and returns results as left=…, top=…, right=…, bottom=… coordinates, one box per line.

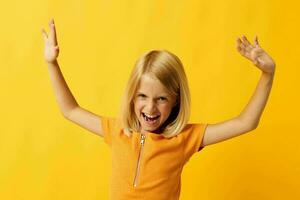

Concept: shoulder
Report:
left=180, top=122, right=209, bottom=159
left=101, top=116, right=123, bottom=133
left=184, top=122, right=208, bottom=133
left=178, top=122, right=208, bottom=140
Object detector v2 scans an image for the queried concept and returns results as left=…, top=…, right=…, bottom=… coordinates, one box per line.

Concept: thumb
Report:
left=254, top=35, right=260, bottom=47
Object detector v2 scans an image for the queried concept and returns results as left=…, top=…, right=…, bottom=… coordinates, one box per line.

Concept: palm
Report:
left=42, top=19, right=59, bottom=63
left=237, top=35, right=275, bottom=74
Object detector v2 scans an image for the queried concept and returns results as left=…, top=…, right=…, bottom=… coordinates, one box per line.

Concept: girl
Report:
left=42, top=19, right=275, bottom=200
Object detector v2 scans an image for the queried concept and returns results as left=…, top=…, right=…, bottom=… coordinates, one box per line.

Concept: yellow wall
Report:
left=0, top=0, right=299, bottom=199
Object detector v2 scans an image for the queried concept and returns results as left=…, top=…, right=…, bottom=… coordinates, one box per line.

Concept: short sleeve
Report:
left=182, top=123, right=208, bottom=164
left=100, top=116, right=118, bottom=147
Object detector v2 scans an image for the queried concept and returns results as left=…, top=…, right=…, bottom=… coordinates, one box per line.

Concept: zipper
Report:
left=133, top=133, right=146, bottom=187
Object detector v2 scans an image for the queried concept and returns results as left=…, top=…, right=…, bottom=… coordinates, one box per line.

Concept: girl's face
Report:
left=133, top=74, right=177, bottom=134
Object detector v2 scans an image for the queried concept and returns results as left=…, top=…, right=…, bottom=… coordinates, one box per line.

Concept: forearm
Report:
left=47, top=59, right=79, bottom=116
left=239, top=71, right=275, bottom=128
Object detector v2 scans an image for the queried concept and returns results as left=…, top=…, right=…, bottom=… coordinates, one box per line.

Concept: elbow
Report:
left=61, top=106, right=80, bottom=120
left=239, top=115, right=259, bottom=131
left=61, top=109, right=73, bottom=120
left=249, top=120, right=259, bottom=131
left=61, top=106, right=79, bottom=121
left=62, top=111, right=70, bottom=120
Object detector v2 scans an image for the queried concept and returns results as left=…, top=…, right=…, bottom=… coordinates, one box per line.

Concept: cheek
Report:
left=134, top=101, right=143, bottom=113
left=159, top=104, right=173, bottom=115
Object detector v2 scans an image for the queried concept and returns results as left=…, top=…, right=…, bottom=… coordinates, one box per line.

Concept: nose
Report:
left=145, top=99, right=157, bottom=113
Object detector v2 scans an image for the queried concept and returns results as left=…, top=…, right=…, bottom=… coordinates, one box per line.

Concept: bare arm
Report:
left=46, top=60, right=78, bottom=115
left=42, top=19, right=104, bottom=137
left=201, top=71, right=274, bottom=147
left=239, top=71, right=274, bottom=128
left=201, top=35, right=276, bottom=147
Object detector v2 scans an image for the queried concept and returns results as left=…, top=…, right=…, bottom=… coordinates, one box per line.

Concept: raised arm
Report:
left=201, top=35, right=275, bottom=147
left=42, top=19, right=104, bottom=137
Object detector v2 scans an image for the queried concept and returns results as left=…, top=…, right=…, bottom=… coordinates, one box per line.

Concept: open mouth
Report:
left=142, top=112, right=160, bottom=123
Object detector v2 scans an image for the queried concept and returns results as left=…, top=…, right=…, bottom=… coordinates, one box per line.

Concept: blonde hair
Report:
left=119, top=49, right=191, bottom=138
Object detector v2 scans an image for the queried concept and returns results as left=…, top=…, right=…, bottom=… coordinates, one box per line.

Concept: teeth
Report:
left=144, top=113, right=159, bottom=118
left=142, top=112, right=160, bottom=122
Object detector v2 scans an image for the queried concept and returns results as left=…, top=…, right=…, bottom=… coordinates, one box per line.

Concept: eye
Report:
left=158, top=97, right=167, bottom=101
left=137, top=94, right=146, bottom=98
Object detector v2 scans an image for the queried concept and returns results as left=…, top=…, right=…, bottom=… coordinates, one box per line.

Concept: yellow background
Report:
left=1, top=0, right=299, bottom=199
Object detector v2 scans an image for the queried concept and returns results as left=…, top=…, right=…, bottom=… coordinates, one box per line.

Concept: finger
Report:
left=254, top=35, right=260, bottom=47
left=241, top=35, right=252, bottom=47
left=41, top=28, right=48, bottom=40
left=237, top=36, right=253, bottom=55
left=236, top=45, right=243, bottom=54
left=237, top=44, right=247, bottom=57
left=237, top=36, right=251, bottom=52
left=49, top=18, right=58, bottom=45
left=50, top=19, right=58, bottom=45
left=237, top=43, right=253, bottom=60
left=236, top=37, right=242, bottom=45
left=240, top=42, right=246, bottom=50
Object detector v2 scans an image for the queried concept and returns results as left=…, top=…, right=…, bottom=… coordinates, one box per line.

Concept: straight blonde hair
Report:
left=118, top=49, right=191, bottom=138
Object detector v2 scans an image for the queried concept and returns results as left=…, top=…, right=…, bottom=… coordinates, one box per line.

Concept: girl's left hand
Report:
left=237, top=35, right=276, bottom=74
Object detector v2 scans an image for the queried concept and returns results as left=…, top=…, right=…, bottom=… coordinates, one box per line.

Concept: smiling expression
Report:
left=133, top=74, right=178, bottom=134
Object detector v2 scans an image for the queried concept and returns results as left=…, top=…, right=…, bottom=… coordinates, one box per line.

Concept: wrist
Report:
left=261, top=71, right=275, bottom=83
left=46, top=59, right=58, bottom=66
left=262, top=70, right=275, bottom=76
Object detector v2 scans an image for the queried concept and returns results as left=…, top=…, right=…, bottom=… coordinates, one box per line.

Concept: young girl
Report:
left=42, top=19, right=275, bottom=200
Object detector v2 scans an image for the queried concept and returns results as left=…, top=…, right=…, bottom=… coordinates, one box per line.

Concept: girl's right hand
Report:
left=42, top=19, right=59, bottom=63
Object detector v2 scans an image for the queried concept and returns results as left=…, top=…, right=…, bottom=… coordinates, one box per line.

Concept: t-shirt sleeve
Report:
left=182, top=123, right=209, bottom=164
left=100, top=116, right=117, bottom=147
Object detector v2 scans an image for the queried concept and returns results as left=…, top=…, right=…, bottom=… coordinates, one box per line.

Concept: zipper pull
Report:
left=141, top=134, right=146, bottom=145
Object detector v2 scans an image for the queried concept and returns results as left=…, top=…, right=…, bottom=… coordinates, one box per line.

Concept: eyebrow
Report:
left=136, top=92, right=169, bottom=97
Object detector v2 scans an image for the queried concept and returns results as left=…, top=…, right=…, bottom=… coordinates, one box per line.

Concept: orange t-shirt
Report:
left=101, top=116, right=208, bottom=200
